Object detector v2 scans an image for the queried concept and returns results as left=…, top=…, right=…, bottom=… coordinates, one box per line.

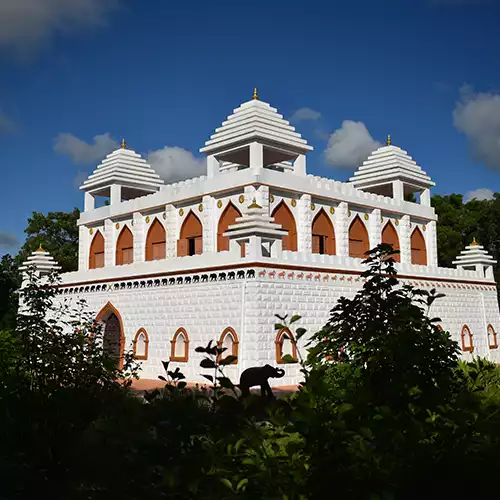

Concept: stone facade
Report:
left=23, top=93, right=500, bottom=386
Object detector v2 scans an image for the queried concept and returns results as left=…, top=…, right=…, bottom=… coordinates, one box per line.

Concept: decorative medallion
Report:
left=364, top=213, right=369, bottom=221
left=347, top=209, right=351, bottom=217
left=330, top=206, right=335, bottom=214
left=239, top=195, right=245, bottom=204
left=162, top=212, right=167, bottom=220
left=311, top=202, right=316, bottom=211
left=423, top=225, right=427, bottom=231
left=217, top=200, right=223, bottom=209
left=115, top=222, right=120, bottom=230
left=89, top=228, right=94, bottom=235
left=179, top=208, right=184, bottom=217
left=395, top=219, right=399, bottom=226
left=270, top=194, right=275, bottom=203
left=199, top=203, right=204, bottom=212
left=145, top=216, right=150, bottom=224
left=291, top=199, right=297, bottom=207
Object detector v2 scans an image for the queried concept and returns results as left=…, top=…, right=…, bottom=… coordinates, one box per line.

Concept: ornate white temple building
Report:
left=22, top=91, right=500, bottom=385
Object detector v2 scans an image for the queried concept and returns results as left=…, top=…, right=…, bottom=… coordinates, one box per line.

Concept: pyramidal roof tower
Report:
left=453, top=239, right=497, bottom=278
left=200, top=89, right=313, bottom=177
left=80, top=140, right=164, bottom=210
left=349, top=136, right=435, bottom=206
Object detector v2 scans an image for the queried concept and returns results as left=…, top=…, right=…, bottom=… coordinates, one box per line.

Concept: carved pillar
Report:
left=78, top=225, right=87, bottom=271
left=426, top=220, right=438, bottom=267
left=335, top=202, right=349, bottom=257
left=369, top=209, right=382, bottom=249
left=298, top=194, right=312, bottom=253
left=400, top=215, right=411, bottom=264
left=104, top=219, right=114, bottom=267
left=165, top=204, right=177, bottom=258
left=202, top=195, right=215, bottom=253
left=133, top=212, right=145, bottom=264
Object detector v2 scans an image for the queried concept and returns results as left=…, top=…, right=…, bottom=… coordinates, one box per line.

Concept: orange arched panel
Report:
left=146, top=219, right=166, bottom=261
left=96, top=302, right=125, bottom=369
left=349, top=216, right=369, bottom=259
left=89, top=230, right=105, bottom=269
left=411, top=227, right=427, bottom=265
left=312, top=209, right=336, bottom=255
left=461, top=325, right=473, bottom=353
left=133, top=328, right=149, bottom=360
left=217, top=327, right=239, bottom=364
left=170, top=328, right=189, bottom=362
left=275, top=328, right=298, bottom=364
left=116, top=226, right=134, bottom=265
left=272, top=201, right=297, bottom=251
left=381, top=222, right=400, bottom=262
left=178, top=211, right=203, bottom=257
left=217, top=203, right=241, bottom=252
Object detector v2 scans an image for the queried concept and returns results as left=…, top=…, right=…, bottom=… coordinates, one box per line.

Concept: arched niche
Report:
left=272, top=201, right=297, bottom=251
left=89, top=230, right=105, bottom=269
left=178, top=211, right=203, bottom=257
left=381, top=222, right=400, bottom=262
left=411, top=227, right=427, bottom=265
left=217, top=202, right=242, bottom=252
left=349, top=215, right=369, bottom=259
left=133, top=328, right=149, bottom=360
left=146, top=218, right=166, bottom=261
left=275, top=328, right=298, bottom=364
left=312, top=209, right=336, bottom=255
left=96, top=302, right=125, bottom=369
left=116, top=226, right=134, bottom=265
left=217, top=327, right=239, bottom=364
left=170, top=328, right=189, bottom=362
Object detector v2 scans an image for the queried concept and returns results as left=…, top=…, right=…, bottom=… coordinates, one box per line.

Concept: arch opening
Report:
left=381, top=222, right=400, bottom=262
left=89, top=230, right=105, bottom=269
left=272, top=201, right=297, bottom=251
left=116, top=226, right=134, bottom=265
left=411, top=227, right=427, bottom=265
left=312, top=209, right=336, bottom=255
left=217, top=203, right=242, bottom=252
left=146, top=218, right=166, bottom=261
left=178, top=211, right=203, bottom=257
left=349, top=215, right=369, bottom=259
left=275, top=328, right=298, bottom=364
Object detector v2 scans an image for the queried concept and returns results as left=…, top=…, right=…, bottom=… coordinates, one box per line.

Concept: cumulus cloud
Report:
left=464, top=188, right=495, bottom=203
left=54, top=132, right=118, bottom=164
left=147, top=146, right=206, bottom=184
left=324, top=120, right=381, bottom=169
left=0, top=111, right=16, bottom=133
left=453, top=87, right=500, bottom=170
left=290, top=107, right=321, bottom=122
left=0, top=0, right=118, bottom=55
left=0, top=231, right=19, bottom=250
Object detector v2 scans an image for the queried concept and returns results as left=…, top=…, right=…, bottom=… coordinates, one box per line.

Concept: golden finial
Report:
left=471, top=237, right=480, bottom=247
left=248, top=198, right=262, bottom=209
left=121, top=138, right=126, bottom=149
left=37, top=244, right=45, bottom=252
left=252, top=88, right=258, bottom=100
left=386, top=134, right=391, bottom=146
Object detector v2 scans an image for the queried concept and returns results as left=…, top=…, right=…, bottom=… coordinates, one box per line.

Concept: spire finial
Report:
left=121, top=138, right=126, bottom=149
left=37, top=244, right=45, bottom=252
left=386, top=134, right=391, bottom=146
left=252, top=88, right=258, bottom=100
left=471, top=237, right=480, bottom=247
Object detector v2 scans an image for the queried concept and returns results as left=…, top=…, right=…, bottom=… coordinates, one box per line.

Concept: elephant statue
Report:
left=239, top=364, right=285, bottom=398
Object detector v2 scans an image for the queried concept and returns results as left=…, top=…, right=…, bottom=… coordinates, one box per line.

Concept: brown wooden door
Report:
left=103, top=314, right=122, bottom=368
left=349, top=216, right=369, bottom=259
left=381, top=222, right=400, bottom=262
left=272, top=202, right=297, bottom=251
left=411, top=228, right=427, bottom=265
left=217, top=203, right=241, bottom=251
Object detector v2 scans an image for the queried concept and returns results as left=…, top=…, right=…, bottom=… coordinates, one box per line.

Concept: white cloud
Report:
left=0, top=111, right=16, bottom=133
left=0, top=231, right=19, bottom=250
left=290, top=107, right=321, bottom=122
left=464, top=188, right=495, bottom=203
left=54, top=132, right=118, bottom=164
left=453, top=87, right=500, bottom=170
left=324, top=120, right=381, bottom=169
left=0, top=0, right=118, bottom=55
left=147, top=146, right=206, bottom=184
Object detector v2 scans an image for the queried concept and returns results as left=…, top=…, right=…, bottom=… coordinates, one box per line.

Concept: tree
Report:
left=0, top=255, right=18, bottom=330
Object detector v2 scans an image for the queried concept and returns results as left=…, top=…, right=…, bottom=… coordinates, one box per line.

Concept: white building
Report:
left=22, top=91, right=500, bottom=385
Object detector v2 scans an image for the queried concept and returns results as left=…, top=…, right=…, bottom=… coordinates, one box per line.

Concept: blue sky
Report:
left=1, top=0, right=500, bottom=255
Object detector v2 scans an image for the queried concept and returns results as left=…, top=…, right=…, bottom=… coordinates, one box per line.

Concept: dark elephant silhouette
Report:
left=239, top=364, right=285, bottom=398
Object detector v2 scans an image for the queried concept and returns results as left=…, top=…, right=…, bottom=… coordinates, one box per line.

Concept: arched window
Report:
left=170, top=328, right=189, bottom=362
left=312, top=209, right=336, bottom=255
left=133, top=328, right=149, bottom=360
left=272, top=201, right=297, bottom=251
left=488, top=324, right=498, bottom=349
left=145, top=218, right=166, bottom=261
left=116, top=226, right=134, bottom=265
left=177, top=211, right=203, bottom=257
left=436, top=324, right=444, bottom=332
left=96, top=302, right=125, bottom=369
left=461, top=325, right=474, bottom=353
left=411, top=227, right=427, bottom=265
left=89, top=230, right=105, bottom=269
left=349, top=215, right=369, bottom=259
left=275, top=328, right=298, bottom=364
left=217, top=202, right=242, bottom=252
left=217, top=327, right=239, bottom=364
left=381, top=222, right=400, bottom=262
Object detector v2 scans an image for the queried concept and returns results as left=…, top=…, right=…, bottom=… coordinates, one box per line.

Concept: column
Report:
left=104, top=219, right=114, bottom=267
left=202, top=195, right=215, bottom=253
left=110, top=184, right=122, bottom=206
left=294, top=154, right=306, bottom=176
left=133, top=212, right=145, bottom=264
left=400, top=215, right=411, bottom=264
left=257, top=185, right=270, bottom=214
left=244, top=185, right=257, bottom=206
left=369, top=209, right=382, bottom=249
left=165, top=204, right=177, bottom=258
left=207, top=155, right=219, bottom=179
left=78, top=225, right=87, bottom=271
left=420, top=188, right=431, bottom=207
left=392, top=180, right=404, bottom=202
left=249, top=142, right=264, bottom=174
left=335, top=202, right=349, bottom=257
left=426, top=220, right=438, bottom=267
left=84, top=192, right=95, bottom=211
left=298, top=194, right=312, bottom=253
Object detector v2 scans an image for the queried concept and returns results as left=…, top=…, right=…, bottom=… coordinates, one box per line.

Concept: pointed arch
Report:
left=461, top=325, right=473, bottom=353
left=217, top=202, right=242, bottom=252
left=217, top=327, right=239, bottom=364
left=381, top=222, right=400, bottom=262
left=133, top=328, right=149, bottom=360
left=312, top=209, right=336, bottom=255
left=178, top=211, right=203, bottom=257
left=116, top=226, right=134, bottom=265
left=272, top=201, right=297, bottom=251
left=96, top=302, right=125, bottom=369
left=349, top=215, right=369, bottom=259
left=89, top=230, right=105, bottom=269
left=488, top=324, right=498, bottom=349
left=145, top=218, right=166, bottom=261
left=275, top=328, right=298, bottom=364
left=411, top=227, right=427, bottom=265
left=170, top=327, right=189, bottom=362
